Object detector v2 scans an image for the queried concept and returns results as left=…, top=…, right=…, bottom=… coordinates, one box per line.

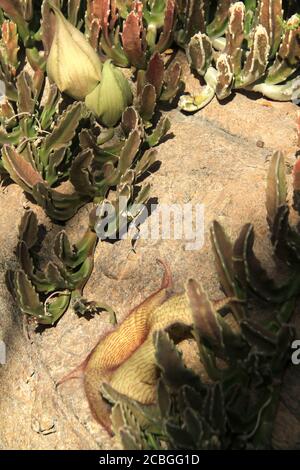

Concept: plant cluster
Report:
left=0, top=0, right=179, bottom=222
left=0, top=0, right=300, bottom=451
left=180, top=0, right=300, bottom=111
left=102, top=151, right=300, bottom=450
left=6, top=208, right=99, bottom=324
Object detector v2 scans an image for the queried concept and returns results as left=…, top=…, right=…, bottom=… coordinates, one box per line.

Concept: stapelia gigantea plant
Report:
left=98, top=151, right=300, bottom=450
left=85, top=1, right=182, bottom=126
left=0, top=0, right=180, bottom=223
left=7, top=208, right=97, bottom=325
left=7, top=204, right=119, bottom=325
left=179, top=0, right=300, bottom=112
left=1, top=0, right=300, bottom=447
left=0, top=0, right=182, bottom=324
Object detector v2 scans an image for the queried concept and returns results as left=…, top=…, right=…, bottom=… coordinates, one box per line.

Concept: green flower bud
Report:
left=46, top=3, right=102, bottom=100
left=85, top=60, right=133, bottom=127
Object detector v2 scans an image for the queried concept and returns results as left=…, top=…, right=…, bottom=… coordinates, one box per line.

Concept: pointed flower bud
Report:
left=85, top=60, right=133, bottom=127
left=46, top=3, right=102, bottom=100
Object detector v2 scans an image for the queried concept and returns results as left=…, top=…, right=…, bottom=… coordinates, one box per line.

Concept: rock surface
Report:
left=0, top=74, right=300, bottom=449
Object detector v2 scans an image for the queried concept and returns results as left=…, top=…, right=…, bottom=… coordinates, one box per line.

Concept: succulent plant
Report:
left=87, top=1, right=183, bottom=119
left=0, top=1, right=173, bottom=223
left=99, top=151, right=300, bottom=450
left=0, top=0, right=174, bottom=333
left=103, top=288, right=293, bottom=449
left=69, top=105, right=168, bottom=218
left=180, top=0, right=300, bottom=112
left=136, top=51, right=182, bottom=125
left=0, top=92, right=164, bottom=221
left=85, top=59, right=133, bottom=126
left=1, top=0, right=300, bottom=448
left=175, top=0, right=234, bottom=47
left=6, top=208, right=99, bottom=325
left=297, top=110, right=300, bottom=147
left=46, top=3, right=134, bottom=125
left=46, top=2, right=103, bottom=100
left=91, top=0, right=176, bottom=69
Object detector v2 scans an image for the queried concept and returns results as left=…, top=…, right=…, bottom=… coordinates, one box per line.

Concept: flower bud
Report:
left=85, top=60, right=133, bottom=127
left=46, top=4, right=102, bottom=100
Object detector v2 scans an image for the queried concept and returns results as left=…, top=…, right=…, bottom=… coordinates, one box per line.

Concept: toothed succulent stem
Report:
left=182, top=0, right=300, bottom=112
